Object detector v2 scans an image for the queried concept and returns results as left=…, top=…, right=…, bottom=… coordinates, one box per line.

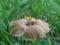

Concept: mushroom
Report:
left=10, top=16, right=50, bottom=41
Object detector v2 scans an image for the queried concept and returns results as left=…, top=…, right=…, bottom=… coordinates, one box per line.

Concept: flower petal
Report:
left=35, top=20, right=50, bottom=33
left=10, top=19, right=27, bottom=26
left=31, top=18, right=36, bottom=22
left=10, top=25, right=27, bottom=37
left=24, top=25, right=46, bottom=41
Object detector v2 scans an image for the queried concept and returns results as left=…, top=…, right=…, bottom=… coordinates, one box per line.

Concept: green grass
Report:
left=0, top=0, right=60, bottom=45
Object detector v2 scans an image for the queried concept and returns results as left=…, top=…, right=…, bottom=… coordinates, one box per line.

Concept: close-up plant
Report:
left=0, top=0, right=60, bottom=45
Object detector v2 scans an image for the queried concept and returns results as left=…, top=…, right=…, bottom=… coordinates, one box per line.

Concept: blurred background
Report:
left=0, top=0, right=60, bottom=45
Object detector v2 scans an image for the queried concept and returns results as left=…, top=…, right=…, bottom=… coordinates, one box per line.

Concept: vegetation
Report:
left=0, top=0, right=60, bottom=45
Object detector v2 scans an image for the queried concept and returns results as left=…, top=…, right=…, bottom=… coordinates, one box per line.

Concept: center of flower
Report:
left=26, top=21, right=34, bottom=26
left=25, top=16, right=35, bottom=26
left=25, top=16, right=32, bottom=20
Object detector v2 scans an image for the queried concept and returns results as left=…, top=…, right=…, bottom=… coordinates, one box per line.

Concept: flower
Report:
left=10, top=16, right=50, bottom=41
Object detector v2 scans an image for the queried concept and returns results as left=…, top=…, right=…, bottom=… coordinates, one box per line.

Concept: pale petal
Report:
left=35, top=20, right=50, bottom=33
left=10, top=19, right=27, bottom=26
left=24, top=25, right=46, bottom=41
left=10, top=25, right=27, bottom=37
left=31, top=18, right=36, bottom=22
